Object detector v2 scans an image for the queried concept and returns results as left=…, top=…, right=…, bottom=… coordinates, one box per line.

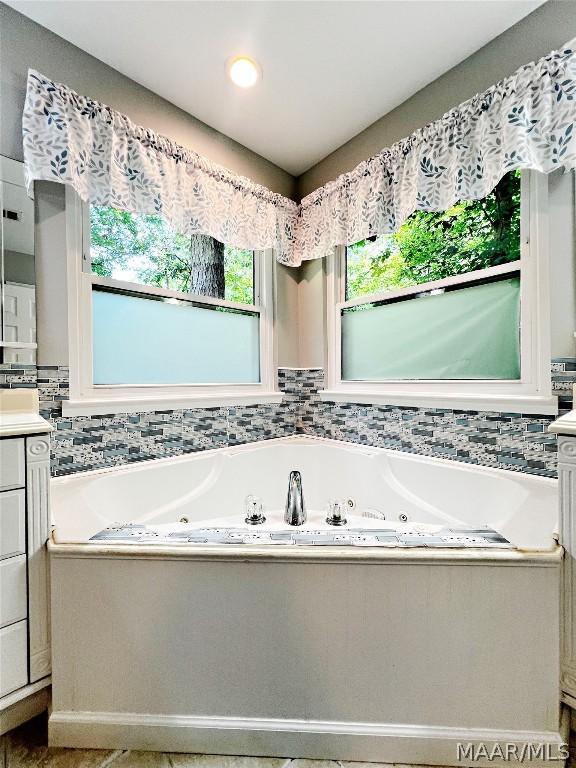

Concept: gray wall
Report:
left=298, top=1, right=576, bottom=198
left=297, top=259, right=325, bottom=370
left=275, top=264, right=301, bottom=368
left=275, top=259, right=326, bottom=369
left=33, top=182, right=68, bottom=366
left=0, top=3, right=296, bottom=199
left=549, top=170, right=576, bottom=359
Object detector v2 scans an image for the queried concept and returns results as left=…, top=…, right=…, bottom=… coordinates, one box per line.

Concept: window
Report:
left=89, top=206, right=255, bottom=305
left=345, top=171, right=522, bottom=302
left=64, top=194, right=279, bottom=415
left=324, top=171, right=555, bottom=413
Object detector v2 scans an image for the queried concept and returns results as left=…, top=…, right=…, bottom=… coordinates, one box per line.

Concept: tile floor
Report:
left=0, top=715, right=431, bottom=768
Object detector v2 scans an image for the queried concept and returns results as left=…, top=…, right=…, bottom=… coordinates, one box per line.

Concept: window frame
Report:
left=322, top=171, right=557, bottom=415
left=63, top=189, right=280, bottom=416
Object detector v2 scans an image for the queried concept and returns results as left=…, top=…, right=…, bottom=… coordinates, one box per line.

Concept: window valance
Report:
left=22, top=70, right=299, bottom=264
left=22, top=38, right=576, bottom=268
left=295, top=37, right=576, bottom=263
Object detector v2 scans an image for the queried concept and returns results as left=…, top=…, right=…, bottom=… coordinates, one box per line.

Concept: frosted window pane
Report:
left=342, top=277, right=520, bottom=381
left=93, top=289, right=260, bottom=385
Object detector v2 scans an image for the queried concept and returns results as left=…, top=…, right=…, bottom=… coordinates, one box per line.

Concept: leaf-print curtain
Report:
left=22, top=70, right=299, bottom=264
left=294, top=37, right=576, bottom=264
left=22, top=38, right=576, bottom=268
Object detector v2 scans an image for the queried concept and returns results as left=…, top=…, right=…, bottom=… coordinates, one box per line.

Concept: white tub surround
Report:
left=0, top=390, right=52, bottom=735
left=48, top=437, right=563, bottom=763
left=48, top=542, right=562, bottom=764
left=549, top=398, right=576, bottom=710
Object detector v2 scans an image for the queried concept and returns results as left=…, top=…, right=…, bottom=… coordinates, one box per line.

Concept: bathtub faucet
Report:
left=285, top=470, right=306, bottom=526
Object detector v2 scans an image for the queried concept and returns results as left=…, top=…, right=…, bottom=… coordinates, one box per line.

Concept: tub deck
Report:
left=49, top=536, right=563, bottom=564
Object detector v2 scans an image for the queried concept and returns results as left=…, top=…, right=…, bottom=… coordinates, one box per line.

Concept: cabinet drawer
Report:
left=0, top=555, right=27, bottom=628
left=0, top=489, right=25, bottom=559
left=0, top=621, right=28, bottom=696
left=0, top=438, right=25, bottom=490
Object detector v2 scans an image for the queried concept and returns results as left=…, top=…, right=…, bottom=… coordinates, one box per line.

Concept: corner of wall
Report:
left=549, top=169, right=576, bottom=359
left=275, top=262, right=301, bottom=368
left=34, top=181, right=69, bottom=367
left=297, top=259, right=325, bottom=370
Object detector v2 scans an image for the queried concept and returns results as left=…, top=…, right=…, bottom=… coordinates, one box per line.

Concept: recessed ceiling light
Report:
left=227, top=56, right=260, bottom=88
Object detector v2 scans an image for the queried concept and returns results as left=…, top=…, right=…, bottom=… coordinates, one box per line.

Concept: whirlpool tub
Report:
left=48, top=436, right=564, bottom=764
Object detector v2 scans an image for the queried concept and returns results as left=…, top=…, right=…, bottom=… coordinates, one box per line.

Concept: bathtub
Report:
left=48, top=436, right=565, bottom=764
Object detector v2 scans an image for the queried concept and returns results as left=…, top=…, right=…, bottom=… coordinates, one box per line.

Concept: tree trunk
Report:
left=189, top=235, right=225, bottom=299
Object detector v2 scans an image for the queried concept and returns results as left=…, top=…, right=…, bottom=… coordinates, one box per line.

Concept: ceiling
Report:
left=8, top=0, right=545, bottom=176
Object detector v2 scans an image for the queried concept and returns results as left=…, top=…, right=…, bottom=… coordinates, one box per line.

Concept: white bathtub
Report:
left=51, top=435, right=557, bottom=550
left=48, top=436, right=565, bottom=763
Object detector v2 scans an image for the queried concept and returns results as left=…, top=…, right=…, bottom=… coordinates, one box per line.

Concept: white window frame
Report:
left=322, top=171, right=557, bottom=415
left=63, top=188, right=280, bottom=416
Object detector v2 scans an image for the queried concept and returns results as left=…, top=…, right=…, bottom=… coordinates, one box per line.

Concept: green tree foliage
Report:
left=90, top=206, right=254, bottom=304
left=222, top=246, right=254, bottom=305
left=346, top=171, right=521, bottom=300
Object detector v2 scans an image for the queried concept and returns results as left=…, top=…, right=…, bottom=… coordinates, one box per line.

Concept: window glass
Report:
left=341, top=276, right=520, bottom=381
left=92, top=288, right=260, bottom=385
left=341, top=171, right=522, bottom=382
left=345, top=171, right=520, bottom=300
left=90, top=206, right=255, bottom=305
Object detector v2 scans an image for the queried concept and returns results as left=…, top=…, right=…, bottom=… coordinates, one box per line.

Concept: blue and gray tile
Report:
left=6, top=362, right=576, bottom=479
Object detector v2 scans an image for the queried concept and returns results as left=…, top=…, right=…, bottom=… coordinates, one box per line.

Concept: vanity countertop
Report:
left=0, top=389, right=52, bottom=437
left=549, top=385, right=576, bottom=437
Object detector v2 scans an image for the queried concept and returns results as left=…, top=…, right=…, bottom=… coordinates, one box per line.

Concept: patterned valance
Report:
left=22, top=38, right=576, bottom=267
left=22, top=70, right=299, bottom=264
left=295, top=38, right=576, bottom=263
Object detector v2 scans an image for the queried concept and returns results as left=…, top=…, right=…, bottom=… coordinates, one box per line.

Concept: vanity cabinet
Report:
left=0, top=421, right=51, bottom=734
left=550, top=402, right=576, bottom=710
left=0, top=149, right=47, bottom=732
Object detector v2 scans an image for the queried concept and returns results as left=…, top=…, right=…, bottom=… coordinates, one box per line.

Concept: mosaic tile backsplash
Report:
left=293, top=369, right=561, bottom=477
left=1, top=362, right=574, bottom=478
left=0, top=362, right=38, bottom=388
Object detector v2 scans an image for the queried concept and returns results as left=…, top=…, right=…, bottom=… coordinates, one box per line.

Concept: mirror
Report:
left=1, top=156, right=36, bottom=364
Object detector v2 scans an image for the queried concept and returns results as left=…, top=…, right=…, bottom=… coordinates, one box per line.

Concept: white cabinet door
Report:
left=0, top=438, right=25, bottom=491
left=2, top=282, right=36, bottom=359
left=0, top=490, right=25, bottom=560
left=0, top=621, right=28, bottom=696
left=0, top=555, right=27, bottom=628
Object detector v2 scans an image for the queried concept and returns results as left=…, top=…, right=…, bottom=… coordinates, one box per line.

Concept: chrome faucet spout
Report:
left=285, top=470, right=306, bottom=526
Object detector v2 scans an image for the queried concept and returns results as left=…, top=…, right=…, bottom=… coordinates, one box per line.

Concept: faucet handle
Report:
left=245, top=495, right=266, bottom=525
left=326, top=499, right=348, bottom=527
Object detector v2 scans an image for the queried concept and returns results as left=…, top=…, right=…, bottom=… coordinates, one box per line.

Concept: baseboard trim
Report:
left=49, top=711, right=566, bottom=766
